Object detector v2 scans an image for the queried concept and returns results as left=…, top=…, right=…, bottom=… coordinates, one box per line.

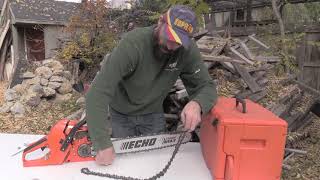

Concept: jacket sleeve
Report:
left=179, top=41, right=217, bottom=114
left=85, top=37, right=139, bottom=151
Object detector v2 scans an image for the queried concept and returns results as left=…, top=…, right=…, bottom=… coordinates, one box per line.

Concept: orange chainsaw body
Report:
left=22, top=119, right=94, bottom=167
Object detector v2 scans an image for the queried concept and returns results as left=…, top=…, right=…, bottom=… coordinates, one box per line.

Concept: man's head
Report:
left=155, top=5, right=197, bottom=54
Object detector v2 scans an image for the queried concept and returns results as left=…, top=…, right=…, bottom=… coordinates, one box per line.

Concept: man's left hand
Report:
left=180, top=101, right=202, bottom=132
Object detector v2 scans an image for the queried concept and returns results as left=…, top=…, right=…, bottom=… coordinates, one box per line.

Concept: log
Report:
left=248, top=90, right=267, bottom=102
left=285, top=148, right=307, bottom=155
left=255, top=56, right=281, bottom=62
left=269, top=89, right=302, bottom=118
left=252, top=71, right=267, bottom=80
left=248, top=34, right=270, bottom=49
left=202, top=54, right=246, bottom=64
left=230, top=47, right=254, bottom=65
left=279, top=74, right=297, bottom=86
left=236, top=89, right=253, bottom=99
left=289, top=113, right=314, bottom=132
left=288, top=100, right=317, bottom=131
left=233, top=63, right=261, bottom=93
left=196, top=36, right=216, bottom=53
left=257, top=78, right=269, bottom=87
left=210, top=38, right=228, bottom=56
left=239, top=41, right=254, bottom=60
left=280, top=93, right=303, bottom=119
left=220, top=61, right=235, bottom=73
left=283, top=152, right=295, bottom=162
left=232, top=39, right=249, bottom=50
left=193, top=30, right=208, bottom=40
left=247, top=63, right=273, bottom=73
left=293, top=80, right=320, bottom=97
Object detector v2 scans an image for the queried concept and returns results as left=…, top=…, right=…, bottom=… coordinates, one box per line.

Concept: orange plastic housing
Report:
left=23, top=119, right=94, bottom=167
left=200, top=97, right=287, bottom=180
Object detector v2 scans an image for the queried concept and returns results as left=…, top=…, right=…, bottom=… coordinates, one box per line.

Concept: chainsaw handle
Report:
left=60, top=119, right=87, bottom=151
left=22, top=137, right=52, bottom=167
left=235, top=96, right=247, bottom=113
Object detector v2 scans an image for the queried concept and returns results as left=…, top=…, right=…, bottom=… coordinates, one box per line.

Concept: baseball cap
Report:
left=162, top=5, right=197, bottom=48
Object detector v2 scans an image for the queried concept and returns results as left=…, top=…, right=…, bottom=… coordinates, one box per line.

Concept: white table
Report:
left=0, top=133, right=212, bottom=180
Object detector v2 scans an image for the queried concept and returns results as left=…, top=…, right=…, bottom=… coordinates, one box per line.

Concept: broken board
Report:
left=0, top=133, right=212, bottom=180
left=196, top=36, right=227, bottom=55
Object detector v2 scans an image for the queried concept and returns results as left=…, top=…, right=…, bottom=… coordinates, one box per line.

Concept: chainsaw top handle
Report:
left=60, top=119, right=87, bottom=151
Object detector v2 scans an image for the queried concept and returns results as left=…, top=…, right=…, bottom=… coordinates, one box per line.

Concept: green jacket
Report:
left=85, top=26, right=217, bottom=151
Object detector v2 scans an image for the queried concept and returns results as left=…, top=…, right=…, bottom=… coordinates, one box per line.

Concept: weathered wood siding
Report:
left=297, top=26, right=320, bottom=91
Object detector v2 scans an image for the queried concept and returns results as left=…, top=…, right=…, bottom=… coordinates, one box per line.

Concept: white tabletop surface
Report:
left=0, top=133, right=212, bottom=180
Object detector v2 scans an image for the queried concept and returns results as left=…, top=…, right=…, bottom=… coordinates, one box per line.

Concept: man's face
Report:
left=158, top=23, right=182, bottom=54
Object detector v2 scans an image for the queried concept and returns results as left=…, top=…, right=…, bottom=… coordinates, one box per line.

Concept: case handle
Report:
left=235, top=96, right=247, bottom=113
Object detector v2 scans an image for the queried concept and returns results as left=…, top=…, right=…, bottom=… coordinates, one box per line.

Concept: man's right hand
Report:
left=95, top=146, right=115, bottom=165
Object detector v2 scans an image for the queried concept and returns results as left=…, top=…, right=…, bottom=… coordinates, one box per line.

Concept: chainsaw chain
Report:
left=81, top=131, right=186, bottom=180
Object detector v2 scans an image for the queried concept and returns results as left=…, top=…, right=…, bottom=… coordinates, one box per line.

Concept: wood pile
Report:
left=164, top=33, right=320, bottom=134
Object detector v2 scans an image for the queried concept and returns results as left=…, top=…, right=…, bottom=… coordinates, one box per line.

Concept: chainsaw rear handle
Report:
left=23, top=137, right=65, bottom=167
left=235, top=96, right=247, bottom=113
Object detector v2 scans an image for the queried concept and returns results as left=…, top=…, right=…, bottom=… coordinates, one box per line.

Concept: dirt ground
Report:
left=0, top=79, right=319, bottom=179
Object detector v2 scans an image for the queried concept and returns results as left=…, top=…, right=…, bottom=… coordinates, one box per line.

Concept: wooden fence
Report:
left=297, top=25, right=320, bottom=91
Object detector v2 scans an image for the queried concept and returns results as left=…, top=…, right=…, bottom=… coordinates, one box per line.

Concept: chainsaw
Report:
left=22, top=118, right=192, bottom=167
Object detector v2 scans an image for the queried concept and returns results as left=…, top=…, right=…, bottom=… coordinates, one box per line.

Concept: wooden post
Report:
left=0, top=37, right=9, bottom=80
left=246, top=0, right=252, bottom=26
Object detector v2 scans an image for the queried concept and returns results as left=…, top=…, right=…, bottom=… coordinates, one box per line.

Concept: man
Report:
left=85, top=5, right=217, bottom=166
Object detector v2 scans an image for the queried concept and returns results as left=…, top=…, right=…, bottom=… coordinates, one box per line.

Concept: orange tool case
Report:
left=200, top=97, right=287, bottom=180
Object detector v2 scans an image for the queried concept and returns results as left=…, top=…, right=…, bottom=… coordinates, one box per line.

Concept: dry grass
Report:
left=0, top=81, right=8, bottom=106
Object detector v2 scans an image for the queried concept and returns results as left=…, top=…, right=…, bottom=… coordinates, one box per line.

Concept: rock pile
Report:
left=0, top=59, right=75, bottom=117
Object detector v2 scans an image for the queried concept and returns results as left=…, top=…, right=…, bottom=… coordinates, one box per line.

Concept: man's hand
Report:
left=180, top=101, right=202, bottom=132
left=95, top=146, right=115, bottom=166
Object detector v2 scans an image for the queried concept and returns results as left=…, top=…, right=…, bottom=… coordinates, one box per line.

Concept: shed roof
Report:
left=9, top=0, right=80, bottom=25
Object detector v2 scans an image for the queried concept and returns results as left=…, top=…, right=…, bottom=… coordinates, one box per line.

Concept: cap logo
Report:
left=174, top=18, right=193, bottom=34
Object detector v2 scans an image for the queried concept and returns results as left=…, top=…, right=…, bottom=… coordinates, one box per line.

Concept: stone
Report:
left=30, top=84, right=44, bottom=96
left=25, top=76, right=41, bottom=85
left=48, top=82, right=61, bottom=90
left=53, top=70, right=64, bottom=76
left=35, top=66, right=53, bottom=79
left=57, top=80, right=73, bottom=94
left=25, top=93, right=41, bottom=107
left=10, top=102, right=25, bottom=116
left=40, top=78, right=49, bottom=86
left=42, top=59, right=64, bottom=72
left=54, top=93, right=72, bottom=104
left=49, top=76, right=64, bottom=82
left=62, top=71, right=72, bottom=81
left=12, top=84, right=28, bottom=95
left=4, top=89, right=19, bottom=101
left=43, top=87, right=56, bottom=97
left=22, top=71, right=35, bottom=79
left=0, top=102, right=14, bottom=113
